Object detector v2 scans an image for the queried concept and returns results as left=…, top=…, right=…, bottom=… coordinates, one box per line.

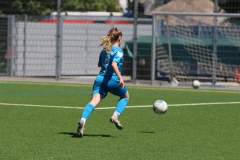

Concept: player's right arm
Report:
left=112, top=50, right=124, bottom=87
left=112, top=62, right=124, bottom=87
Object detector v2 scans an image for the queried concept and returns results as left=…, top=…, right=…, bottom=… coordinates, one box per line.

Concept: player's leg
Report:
left=110, top=90, right=129, bottom=130
left=77, top=75, right=107, bottom=137
left=105, top=76, right=130, bottom=129
left=113, top=91, right=129, bottom=118
left=80, top=93, right=103, bottom=124
left=77, top=94, right=103, bottom=137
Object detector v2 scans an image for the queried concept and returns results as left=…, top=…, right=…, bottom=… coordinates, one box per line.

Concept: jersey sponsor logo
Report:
left=117, top=51, right=123, bottom=58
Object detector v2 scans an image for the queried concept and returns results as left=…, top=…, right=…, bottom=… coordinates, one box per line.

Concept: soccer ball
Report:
left=192, top=80, right=200, bottom=89
left=153, top=100, right=168, bottom=114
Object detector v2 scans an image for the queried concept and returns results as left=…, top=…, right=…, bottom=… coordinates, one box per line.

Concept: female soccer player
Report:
left=77, top=27, right=130, bottom=138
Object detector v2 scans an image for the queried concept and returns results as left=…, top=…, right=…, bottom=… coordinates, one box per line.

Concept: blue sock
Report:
left=81, top=103, right=95, bottom=120
left=115, top=98, right=129, bottom=115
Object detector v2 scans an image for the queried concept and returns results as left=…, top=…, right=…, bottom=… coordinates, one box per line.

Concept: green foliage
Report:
left=0, top=0, right=120, bottom=16
left=62, top=0, right=121, bottom=12
left=0, top=0, right=57, bottom=16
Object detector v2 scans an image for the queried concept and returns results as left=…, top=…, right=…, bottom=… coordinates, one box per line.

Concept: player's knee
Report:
left=90, top=94, right=103, bottom=107
left=124, top=91, right=130, bottom=100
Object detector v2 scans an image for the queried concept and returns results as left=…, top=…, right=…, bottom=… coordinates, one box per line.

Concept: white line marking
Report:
left=0, top=103, right=84, bottom=109
left=169, top=102, right=240, bottom=107
left=0, top=81, right=91, bottom=88
left=1, top=81, right=240, bottom=94
left=0, top=101, right=240, bottom=110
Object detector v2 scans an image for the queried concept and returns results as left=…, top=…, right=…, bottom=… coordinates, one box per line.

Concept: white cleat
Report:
left=110, top=116, right=123, bottom=130
left=77, top=121, right=85, bottom=138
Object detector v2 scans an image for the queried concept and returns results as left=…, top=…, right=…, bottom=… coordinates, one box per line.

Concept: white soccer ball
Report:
left=153, top=100, right=168, bottom=114
left=192, top=80, right=200, bottom=89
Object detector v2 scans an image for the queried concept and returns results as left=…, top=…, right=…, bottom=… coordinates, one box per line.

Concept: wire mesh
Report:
left=152, top=12, right=240, bottom=85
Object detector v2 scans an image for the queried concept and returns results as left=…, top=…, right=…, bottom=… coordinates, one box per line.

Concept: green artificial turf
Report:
left=0, top=81, right=240, bottom=160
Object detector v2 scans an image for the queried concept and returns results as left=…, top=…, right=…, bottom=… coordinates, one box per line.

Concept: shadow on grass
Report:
left=139, top=131, right=155, bottom=134
left=58, top=132, right=112, bottom=138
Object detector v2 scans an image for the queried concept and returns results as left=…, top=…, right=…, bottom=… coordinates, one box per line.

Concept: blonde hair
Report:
left=99, top=27, right=122, bottom=53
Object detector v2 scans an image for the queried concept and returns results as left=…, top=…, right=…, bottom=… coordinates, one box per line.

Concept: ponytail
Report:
left=99, top=27, right=122, bottom=53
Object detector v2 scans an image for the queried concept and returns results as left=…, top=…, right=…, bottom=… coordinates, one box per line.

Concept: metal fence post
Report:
left=56, top=0, right=61, bottom=80
left=10, top=15, right=15, bottom=77
left=212, top=0, right=218, bottom=85
left=132, top=0, right=138, bottom=84
left=157, top=19, right=162, bottom=37
left=7, top=16, right=10, bottom=76
left=23, top=14, right=27, bottom=77
left=111, top=16, right=114, bottom=28
left=59, top=16, right=63, bottom=76
left=166, top=16, right=173, bottom=80
left=151, top=14, right=156, bottom=86
left=85, top=18, right=89, bottom=74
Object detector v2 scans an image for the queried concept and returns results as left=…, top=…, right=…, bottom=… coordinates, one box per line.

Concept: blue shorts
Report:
left=92, top=75, right=127, bottom=98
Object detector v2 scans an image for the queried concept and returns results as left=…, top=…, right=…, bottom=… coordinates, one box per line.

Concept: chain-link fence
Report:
left=1, top=0, right=240, bottom=85
left=9, top=15, right=152, bottom=79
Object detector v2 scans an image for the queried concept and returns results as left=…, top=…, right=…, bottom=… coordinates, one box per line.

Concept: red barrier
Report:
left=40, top=19, right=132, bottom=24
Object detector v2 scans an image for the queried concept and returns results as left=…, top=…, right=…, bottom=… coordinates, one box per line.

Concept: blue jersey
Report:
left=98, top=46, right=124, bottom=76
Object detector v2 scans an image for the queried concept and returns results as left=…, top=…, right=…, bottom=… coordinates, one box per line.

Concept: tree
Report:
left=62, top=0, right=121, bottom=12
left=0, top=0, right=121, bottom=16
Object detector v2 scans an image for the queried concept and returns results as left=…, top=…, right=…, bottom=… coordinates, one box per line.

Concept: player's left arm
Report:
left=98, top=52, right=102, bottom=67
